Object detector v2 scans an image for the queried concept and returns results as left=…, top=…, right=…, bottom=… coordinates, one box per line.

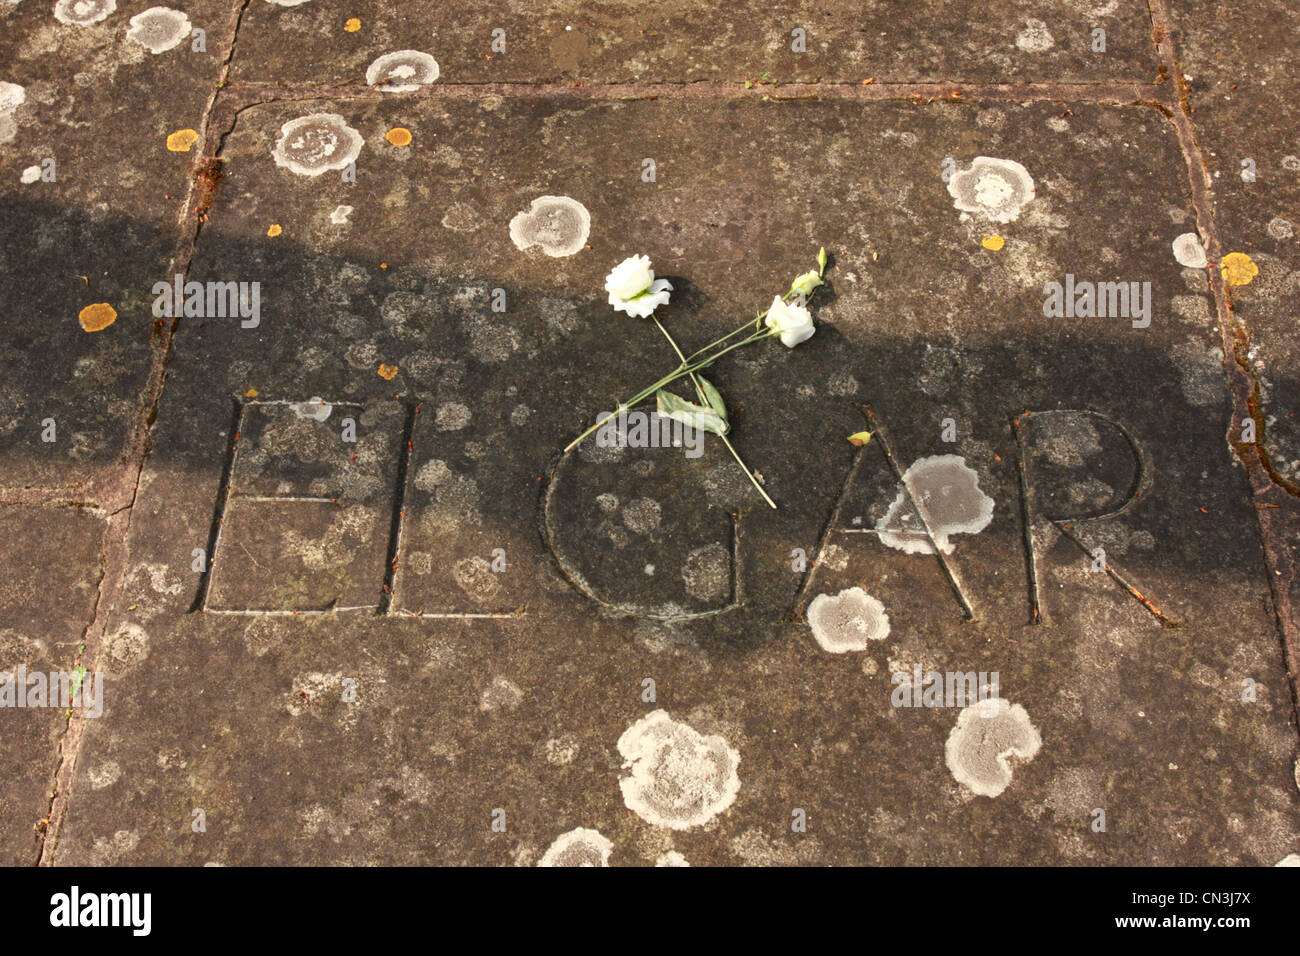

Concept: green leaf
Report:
left=696, top=376, right=728, bottom=419
left=70, top=664, right=88, bottom=698
left=817, top=246, right=828, bottom=276
left=656, top=389, right=729, bottom=437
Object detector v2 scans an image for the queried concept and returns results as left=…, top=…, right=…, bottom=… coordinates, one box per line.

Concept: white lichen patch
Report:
left=617, top=710, right=740, bottom=830
left=682, top=543, right=730, bottom=603
left=88, top=761, right=121, bottom=790
left=435, top=402, right=471, bottom=430
left=947, top=157, right=1036, bottom=223
left=1015, top=19, right=1055, bottom=52
left=1266, top=217, right=1294, bottom=240
left=365, top=50, right=440, bottom=92
left=877, top=455, right=994, bottom=555
left=622, top=497, right=662, bottom=534
left=329, top=204, right=353, bottom=225
left=272, top=113, right=363, bottom=177
left=453, top=555, right=500, bottom=600
left=126, top=6, right=191, bottom=53
left=290, top=396, right=332, bottom=422
left=265, top=0, right=312, bottom=6
left=21, top=165, right=40, bottom=184
left=945, top=698, right=1042, bottom=797
left=508, top=195, right=590, bottom=257
left=655, top=850, right=690, bottom=867
left=1172, top=232, right=1208, bottom=268
left=806, top=586, right=890, bottom=653
left=0, top=81, right=25, bottom=114
left=54, top=0, right=115, bottom=25
left=98, top=623, right=149, bottom=677
left=478, top=676, right=523, bottom=713
left=539, top=827, right=612, bottom=867
left=544, top=734, right=580, bottom=765
left=286, top=672, right=341, bottom=716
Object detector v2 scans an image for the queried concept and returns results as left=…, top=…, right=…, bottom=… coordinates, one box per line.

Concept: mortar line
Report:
left=212, top=77, right=1165, bottom=108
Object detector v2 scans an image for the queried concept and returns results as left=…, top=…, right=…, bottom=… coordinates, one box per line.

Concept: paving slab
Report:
left=0, top=505, right=102, bottom=866
left=51, top=96, right=1300, bottom=864
left=228, top=0, right=1160, bottom=86
left=1168, top=0, right=1300, bottom=491
left=0, top=0, right=240, bottom=492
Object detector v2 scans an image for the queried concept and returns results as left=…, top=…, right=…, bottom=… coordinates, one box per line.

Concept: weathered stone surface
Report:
left=0, top=0, right=1295, bottom=870
left=0, top=1, right=239, bottom=491
left=229, top=0, right=1159, bottom=86
left=53, top=97, right=1299, bottom=864
left=1169, top=0, right=1300, bottom=490
left=0, top=505, right=102, bottom=866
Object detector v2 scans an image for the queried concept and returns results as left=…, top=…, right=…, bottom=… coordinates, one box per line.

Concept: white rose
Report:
left=606, top=255, right=655, bottom=300
left=764, top=296, right=815, bottom=348
left=605, top=254, right=672, bottom=318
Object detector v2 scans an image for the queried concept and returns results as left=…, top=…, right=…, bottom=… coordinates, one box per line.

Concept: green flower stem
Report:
left=563, top=364, right=687, bottom=453
left=564, top=280, right=821, bottom=455
left=653, top=318, right=777, bottom=510
left=653, top=318, right=709, bottom=405
left=684, top=317, right=763, bottom=363
left=683, top=289, right=807, bottom=363
left=719, top=431, right=776, bottom=508
left=564, top=327, right=777, bottom=453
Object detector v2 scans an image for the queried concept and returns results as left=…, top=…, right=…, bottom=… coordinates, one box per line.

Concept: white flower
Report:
left=764, top=296, right=815, bottom=348
left=606, top=254, right=672, bottom=318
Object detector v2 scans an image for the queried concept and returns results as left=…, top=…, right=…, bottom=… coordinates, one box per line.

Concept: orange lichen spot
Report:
left=1220, top=252, right=1258, bottom=287
left=267, top=224, right=282, bottom=237
left=982, top=235, right=1005, bottom=251
left=166, top=128, right=199, bottom=152
left=380, top=262, right=388, bottom=269
left=377, top=363, right=399, bottom=380
left=78, top=303, right=117, bottom=332
left=344, top=17, right=361, bottom=32
left=386, top=127, right=412, bottom=147
left=244, top=387, right=259, bottom=398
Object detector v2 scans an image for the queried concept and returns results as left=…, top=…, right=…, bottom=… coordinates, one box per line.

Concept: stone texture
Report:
left=0, top=0, right=1296, bottom=869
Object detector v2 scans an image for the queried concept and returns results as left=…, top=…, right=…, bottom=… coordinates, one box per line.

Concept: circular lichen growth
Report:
left=617, top=710, right=740, bottom=830
left=126, top=7, right=192, bottom=54
left=945, top=698, right=1042, bottom=798
left=947, top=156, right=1036, bottom=223
left=1172, top=232, right=1208, bottom=269
left=876, top=454, right=994, bottom=555
left=0, top=82, right=25, bottom=115
left=806, top=586, right=890, bottom=653
left=365, top=50, right=440, bottom=92
left=271, top=113, right=364, bottom=177
left=53, top=0, right=116, bottom=26
left=538, top=827, right=612, bottom=867
left=508, top=195, right=591, bottom=257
